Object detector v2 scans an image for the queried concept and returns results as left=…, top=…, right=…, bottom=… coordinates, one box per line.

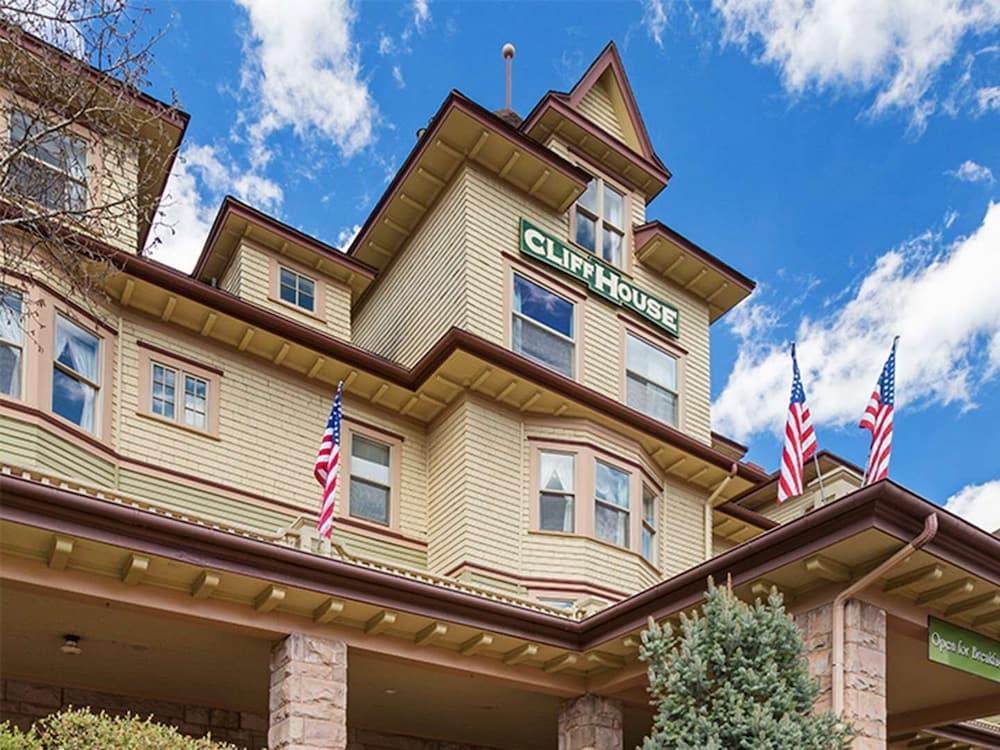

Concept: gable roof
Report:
left=521, top=42, right=671, bottom=200
left=562, top=41, right=663, bottom=169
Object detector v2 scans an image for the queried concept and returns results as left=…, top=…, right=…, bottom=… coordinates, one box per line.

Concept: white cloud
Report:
left=713, top=0, right=1000, bottom=132
left=336, top=223, right=362, bottom=250
left=643, top=0, right=668, bottom=47
left=412, top=0, right=430, bottom=31
left=714, top=202, right=1000, bottom=442
left=377, top=32, right=395, bottom=56
left=948, top=159, right=995, bottom=183
left=977, top=84, right=1000, bottom=111
left=392, top=64, right=406, bottom=89
left=236, top=0, right=377, bottom=160
left=146, top=144, right=283, bottom=272
left=944, top=479, right=1000, bottom=532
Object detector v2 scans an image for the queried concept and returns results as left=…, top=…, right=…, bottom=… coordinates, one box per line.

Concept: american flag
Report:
left=860, top=339, right=897, bottom=486
left=313, top=383, right=344, bottom=538
left=778, top=344, right=817, bottom=503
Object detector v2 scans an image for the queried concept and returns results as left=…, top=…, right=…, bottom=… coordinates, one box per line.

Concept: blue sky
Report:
left=143, top=1, right=1000, bottom=530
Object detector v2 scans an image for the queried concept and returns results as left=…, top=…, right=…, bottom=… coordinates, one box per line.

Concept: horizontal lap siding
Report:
left=662, top=477, right=707, bottom=577
left=116, top=317, right=429, bottom=542
left=228, top=243, right=353, bottom=341
left=577, top=83, right=627, bottom=144
left=0, top=415, right=116, bottom=487
left=426, top=401, right=470, bottom=574
left=98, top=140, right=140, bottom=253
left=353, top=173, right=469, bottom=366
left=219, top=246, right=242, bottom=296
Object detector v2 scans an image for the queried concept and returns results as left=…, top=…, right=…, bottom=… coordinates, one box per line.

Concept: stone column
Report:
left=268, top=633, right=348, bottom=750
left=558, top=694, right=623, bottom=750
left=796, top=600, right=887, bottom=750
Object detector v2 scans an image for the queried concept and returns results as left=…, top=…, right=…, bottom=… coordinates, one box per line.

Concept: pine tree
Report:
left=639, top=579, right=854, bottom=750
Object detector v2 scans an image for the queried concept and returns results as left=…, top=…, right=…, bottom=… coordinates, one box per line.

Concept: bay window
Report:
left=595, top=461, right=630, bottom=548
left=573, top=176, right=626, bottom=267
left=349, top=434, right=392, bottom=525
left=626, top=333, right=678, bottom=426
left=52, top=315, right=100, bottom=432
left=0, top=289, right=24, bottom=398
left=512, top=273, right=575, bottom=377
left=538, top=451, right=575, bottom=533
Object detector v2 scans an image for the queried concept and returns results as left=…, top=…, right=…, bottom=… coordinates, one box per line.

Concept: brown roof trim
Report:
left=4, top=475, right=998, bottom=651
left=727, top=450, right=865, bottom=508
left=711, top=431, right=748, bottom=458
left=346, top=90, right=590, bottom=259
left=926, top=723, right=1000, bottom=749
left=191, top=196, right=377, bottom=281
left=561, top=41, right=664, bottom=171
left=521, top=96, right=671, bottom=198
left=1, top=23, right=190, bottom=130
left=115, top=251, right=766, bottom=482
left=715, top=501, right=778, bottom=530
left=633, top=220, right=756, bottom=293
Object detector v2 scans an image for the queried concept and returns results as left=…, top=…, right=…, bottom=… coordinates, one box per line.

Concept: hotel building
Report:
left=1, top=31, right=998, bottom=750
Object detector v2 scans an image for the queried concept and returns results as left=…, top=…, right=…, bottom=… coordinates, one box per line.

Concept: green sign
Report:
left=519, top=219, right=680, bottom=337
left=928, top=616, right=1000, bottom=683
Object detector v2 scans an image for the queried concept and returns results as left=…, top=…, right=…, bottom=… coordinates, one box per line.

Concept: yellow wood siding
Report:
left=661, top=477, right=707, bottom=578
left=115, top=315, right=428, bottom=540
left=426, top=400, right=472, bottom=574
left=221, top=241, right=352, bottom=341
left=576, top=82, right=627, bottom=144
left=353, top=173, right=469, bottom=366
left=98, top=138, right=140, bottom=252
left=0, top=415, right=116, bottom=487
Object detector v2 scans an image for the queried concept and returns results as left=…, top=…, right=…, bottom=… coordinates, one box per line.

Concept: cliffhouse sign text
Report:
left=520, top=219, right=681, bottom=337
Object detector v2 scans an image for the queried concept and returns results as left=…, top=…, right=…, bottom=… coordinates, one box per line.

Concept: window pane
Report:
left=352, top=435, right=391, bottom=485
left=578, top=179, right=598, bottom=213
left=0, top=343, right=21, bottom=397
left=350, top=478, right=389, bottom=524
left=642, top=526, right=655, bottom=562
left=575, top=211, right=596, bottom=252
left=151, top=364, right=176, bottom=419
left=603, top=185, right=624, bottom=229
left=627, top=335, right=676, bottom=390
left=643, top=485, right=657, bottom=524
left=0, top=290, right=23, bottom=344
left=602, top=226, right=623, bottom=266
left=513, top=317, right=574, bottom=376
left=55, top=316, right=99, bottom=381
left=53, top=366, right=96, bottom=431
left=513, top=275, right=573, bottom=337
left=298, top=290, right=315, bottom=312
left=540, top=492, right=574, bottom=532
left=540, top=451, right=574, bottom=493
left=183, top=375, right=207, bottom=429
left=595, top=462, right=629, bottom=508
left=596, top=503, right=629, bottom=547
left=627, top=373, right=678, bottom=426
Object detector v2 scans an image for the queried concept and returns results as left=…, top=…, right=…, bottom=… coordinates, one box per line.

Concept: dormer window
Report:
left=7, top=109, right=87, bottom=213
left=278, top=266, right=316, bottom=313
left=573, top=176, right=625, bottom=267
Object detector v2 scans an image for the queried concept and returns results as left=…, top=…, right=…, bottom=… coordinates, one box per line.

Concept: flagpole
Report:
left=812, top=453, right=828, bottom=509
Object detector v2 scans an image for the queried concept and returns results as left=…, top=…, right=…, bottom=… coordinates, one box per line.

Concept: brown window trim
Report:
left=268, top=253, right=327, bottom=322
left=620, top=318, right=685, bottom=432
left=342, top=422, right=402, bottom=530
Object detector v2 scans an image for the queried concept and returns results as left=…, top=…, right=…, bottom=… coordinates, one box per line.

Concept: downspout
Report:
left=831, top=512, right=938, bottom=716
left=704, top=463, right=738, bottom=559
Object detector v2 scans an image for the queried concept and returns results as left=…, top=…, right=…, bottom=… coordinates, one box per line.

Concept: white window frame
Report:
left=594, top=460, right=631, bottom=549
left=278, top=265, right=317, bottom=314
left=538, top=450, right=576, bottom=534
left=348, top=433, right=393, bottom=526
left=625, top=331, right=680, bottom=427
left=572, top=174, right=627, bottom=267
left=0, top=288, right=25, bottom=399
left=511, top=272, right=576, bottom=378
left=8, top=108, right=88, bottom=213
left=148, top=360, right=213, bottom=432
left=52, top=314, right=101, bottom=433
left=641, top=484, right=657, bottom=565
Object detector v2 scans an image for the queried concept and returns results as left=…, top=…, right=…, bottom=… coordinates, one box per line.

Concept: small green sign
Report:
left=519, top=219, right=680, bottom=337
left=928, top=616, right=1000, bottom=683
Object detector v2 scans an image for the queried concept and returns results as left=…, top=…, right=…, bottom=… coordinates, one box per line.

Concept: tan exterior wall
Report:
left=576, top=83, right=627, bottom=144
left=352, top=171, right=469, bottom=365
left=219, top=241, right=352, bottom=341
